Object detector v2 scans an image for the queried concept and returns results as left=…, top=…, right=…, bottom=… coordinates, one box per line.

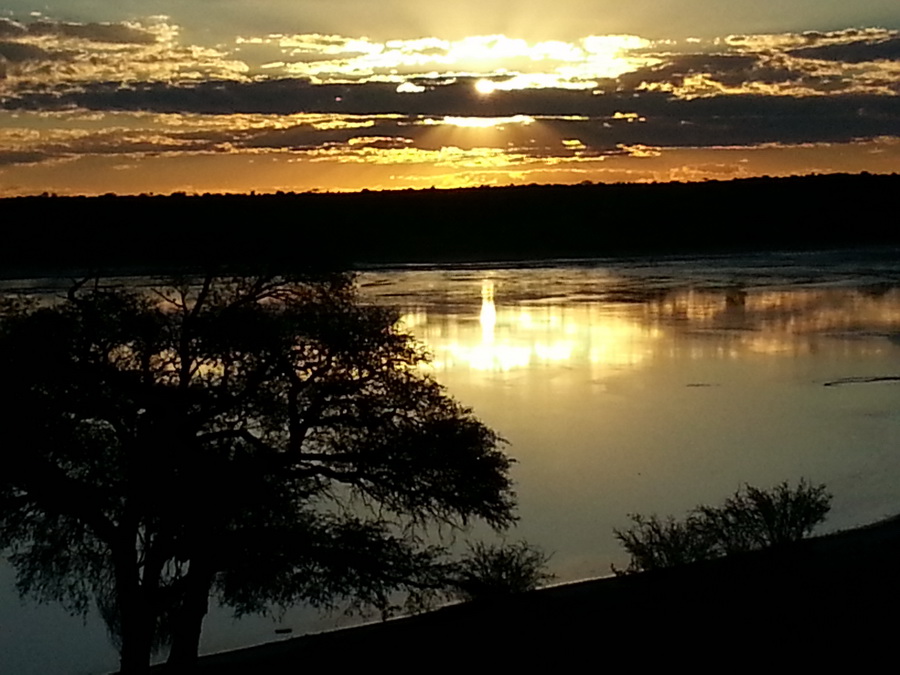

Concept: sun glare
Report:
left=410, top=280, right=663, bottom=374
left=438, top=115, right=536, bottom=128
left=265, top=32, right=655, bottom=91
left=475, top=79, right=496, bottom=95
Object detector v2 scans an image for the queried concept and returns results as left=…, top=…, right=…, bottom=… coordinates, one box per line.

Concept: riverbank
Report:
left=180, top=514, right=900, bottom=671
left=3, top=174, right=900, bottom=278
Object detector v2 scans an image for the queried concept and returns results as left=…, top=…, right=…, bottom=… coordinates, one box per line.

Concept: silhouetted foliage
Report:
left=0, top=274, right=516, bottom=673
left=447, top=541, right=555, bottom=602
left=615, top=480, right=831, bottom=573
left=613, top=514, right=715, bottom=573
left=696, top=480, right=832, bottom=554
left=2, top=174, right=899, bottom=275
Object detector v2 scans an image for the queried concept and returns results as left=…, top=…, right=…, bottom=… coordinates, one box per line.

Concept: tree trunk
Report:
left=115, top=563, right=155, bottom=675
left=118, top=615, right=154, bottom=675
left=114, top=529, right=167, bottom=675
left=165, top=558, right=214, bottom=670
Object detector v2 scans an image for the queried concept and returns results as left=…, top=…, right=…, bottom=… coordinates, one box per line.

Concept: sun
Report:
left=474, top=79, right=497, bottom=95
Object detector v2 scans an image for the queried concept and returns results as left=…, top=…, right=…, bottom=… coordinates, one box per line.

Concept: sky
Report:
left=0, top=1, right=898, bottom=195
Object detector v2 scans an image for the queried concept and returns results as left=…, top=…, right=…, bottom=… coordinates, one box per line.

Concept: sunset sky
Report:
left=1, top=1, right=898, bottom=195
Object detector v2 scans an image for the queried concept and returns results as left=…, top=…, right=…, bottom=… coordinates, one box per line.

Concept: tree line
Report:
left=1, top=173, right=898, bottom=276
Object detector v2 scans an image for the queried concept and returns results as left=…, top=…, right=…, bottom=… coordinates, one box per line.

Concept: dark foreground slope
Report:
left=184, top=515, right=900, bottom=671
left=4, top=173, right=899, bottom=277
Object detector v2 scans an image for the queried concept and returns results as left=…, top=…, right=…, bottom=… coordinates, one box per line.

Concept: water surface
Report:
left=361, top=250, right=900, bottom=579
left=3, top=250, right=900, bottom=673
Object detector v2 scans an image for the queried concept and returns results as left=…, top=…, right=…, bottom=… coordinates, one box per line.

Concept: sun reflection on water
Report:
left=392, top=277, right=900, bottom=376
left=400, top=279, right=659, bottom=374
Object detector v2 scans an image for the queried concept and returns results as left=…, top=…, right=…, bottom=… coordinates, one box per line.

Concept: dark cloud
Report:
left=0, top=149, right=52, bottom=166
left=344, top=136, right=415, bottom=150
left=240, top=122, right=372, bottom=149
left=0, top=18, right=245, bottom=89
left=2, top=94, right=898, bottom=173
left=6, top=77, right=899, bottom=145
left=612, top=53, right=802, bottom=90
left=0, top=18, right=26, bottom=38
left=0, top=41, right=64, bottom=62
left=789, top=36, right=900, bottom=63
left=0, top=126, right=248, bottom=166
left=26, top=20, right=157, bottom=45
left=9, top=87, right=899, bottom=166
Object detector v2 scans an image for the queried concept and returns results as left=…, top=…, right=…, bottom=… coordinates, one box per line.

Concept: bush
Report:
left=697, top=480, right=832, bottom=554
left=448, top=541, right=555, bottom=602
left=614, top=480, right=831, bottom=574
left=612, top=513, right=715, bottom=574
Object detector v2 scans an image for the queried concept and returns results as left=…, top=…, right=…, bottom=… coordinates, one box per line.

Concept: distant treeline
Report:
left=2, top=173, right=898, bottom=277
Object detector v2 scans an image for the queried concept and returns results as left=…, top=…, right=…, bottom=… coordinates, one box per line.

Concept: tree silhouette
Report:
left=447, top=541, right=555, bottom=602
left=614, top=480, right=831, bottom=574
left=0, top=274, right=516, bottom=673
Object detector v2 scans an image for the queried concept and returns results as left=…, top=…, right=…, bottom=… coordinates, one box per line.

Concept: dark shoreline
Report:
left=175, top=514, right=900, bottom=671
left=5, top=173, right=900, bottom=279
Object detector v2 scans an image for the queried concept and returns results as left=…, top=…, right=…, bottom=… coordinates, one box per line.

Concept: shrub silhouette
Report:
left=613, top=514, right=715, bottom=573
left=697, top=480, right=832, bottom=554
left=448, top=541, right=555, bottom=601
left=615, top=480, right=831, bottom=574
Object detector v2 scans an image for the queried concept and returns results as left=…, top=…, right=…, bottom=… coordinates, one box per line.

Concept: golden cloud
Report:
left=238, top=32, right=658, bottom=90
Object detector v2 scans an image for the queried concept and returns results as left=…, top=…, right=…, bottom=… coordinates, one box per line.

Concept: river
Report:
left=3, top=249, right=900, bottom=673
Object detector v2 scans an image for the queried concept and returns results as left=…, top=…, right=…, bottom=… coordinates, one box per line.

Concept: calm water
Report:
left=361, top=251, right=900, bottom=580
left=3, top=250, right=900, bottom=673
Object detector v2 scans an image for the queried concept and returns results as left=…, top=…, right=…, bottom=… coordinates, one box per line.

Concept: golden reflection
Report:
left=386, top=279, right=900, bottom=375
left=588, top=318, right=659, bottom=367
left=406, top=279, right=660, bottom=374
left=480, top=280, right=497, bottom=341
left=643, top=287, right=900, bottom=356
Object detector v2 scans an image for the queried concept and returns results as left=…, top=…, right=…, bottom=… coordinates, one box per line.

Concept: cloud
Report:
left=226, top=28, right=900, bottom=102
left=788, top=36, right=900, bottom=63
left=6, top=76, right=898, bottom=149
left=618, top=35, right=900, bottom=99
left=4, top=22, right=899, bottom=106
left=1, top=23, right=899, bottom=180
left=0, top=18, right=27, bottom=39
left=5, top=92, right=897, bottom=177
left=726, top=28, right=896, bottom=53
left=236, top=32, right=658, bottom=89
left=0, top=17, right=247, bottom=94
left=0, top=40, right=63, bottom=62
left=0, top=149, right=52, bottom=166
left=25, top=20, right=158, bottom=45
left=0, top=109, right=604, bottom=171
